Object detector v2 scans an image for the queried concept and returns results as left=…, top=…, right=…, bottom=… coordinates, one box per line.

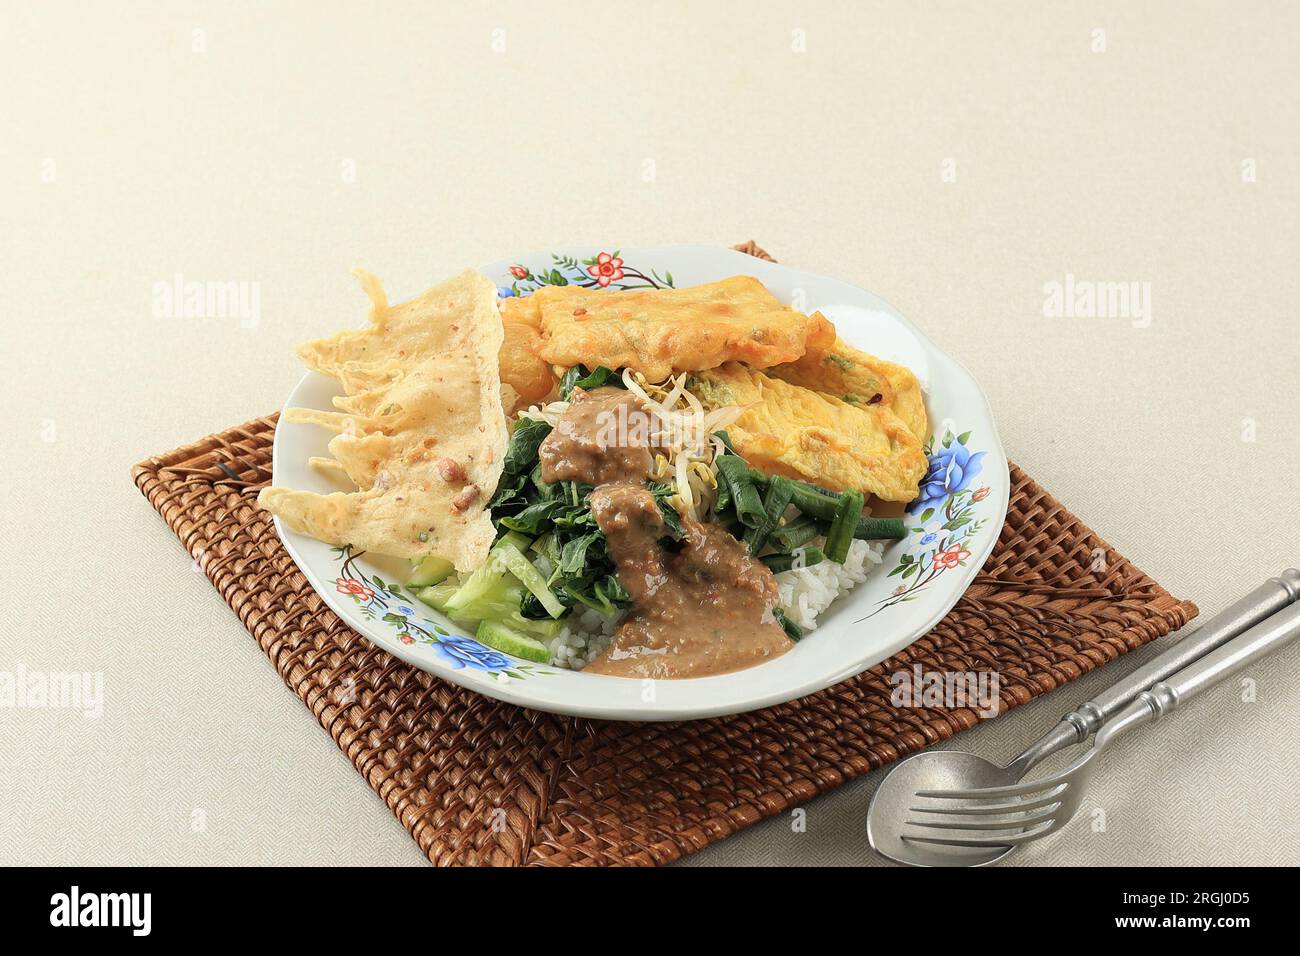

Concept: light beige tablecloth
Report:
left=3, top=0, right=1296, bottom=866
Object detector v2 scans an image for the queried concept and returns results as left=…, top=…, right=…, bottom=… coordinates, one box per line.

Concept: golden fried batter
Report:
left=499, top=318, right=557, bottom=409
left=694, top=363, right=927, bottom=502
left=526, top=277, right=835, bottom=381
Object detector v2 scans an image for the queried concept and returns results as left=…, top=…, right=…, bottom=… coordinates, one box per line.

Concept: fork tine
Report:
left=902, top=819, right=1059, bottom=847
left=915, top=778, right=1069, bottom=801
left=903, top=805, right=1060, bottom=831
left=908, top=791, right=1065, bottom=816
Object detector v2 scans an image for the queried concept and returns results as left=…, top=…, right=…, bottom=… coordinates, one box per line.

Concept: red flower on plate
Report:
left=508, top=264, right=529, bottom=280
left=399, top=633, right=415, bottom=645
left=971, top=486, right=990, bottom=502
left=335, top=577, right=375, bottom=601
left=933, top=546, right=971, bottom=570
left=587, top=252, right=625, bottom=287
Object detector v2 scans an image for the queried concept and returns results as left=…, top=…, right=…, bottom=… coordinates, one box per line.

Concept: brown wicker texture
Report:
left=131, top=243, right=1197, bottom=866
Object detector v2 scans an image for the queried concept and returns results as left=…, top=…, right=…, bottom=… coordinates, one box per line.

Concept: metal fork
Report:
left=902, top=597, right=1300, bottom=849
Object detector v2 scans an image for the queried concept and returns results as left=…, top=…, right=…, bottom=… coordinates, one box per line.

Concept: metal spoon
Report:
left=866, top=569, right=1300, bottom=866
left=902, top=598, right=1300, bottom=850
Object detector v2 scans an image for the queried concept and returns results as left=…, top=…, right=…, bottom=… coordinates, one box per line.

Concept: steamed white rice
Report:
left=774, top=537, right=885, bottom=630
left=546, top=537, right=885, bottom=669
left=548, top=607, right=622, bottom=669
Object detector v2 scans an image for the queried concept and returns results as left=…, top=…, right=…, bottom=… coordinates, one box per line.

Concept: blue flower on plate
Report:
left=497, top=286, right=516, bottom=298
left=908, top=437, right=987, bottom=514
left=397, top=605, right=415, bottom=616
left=430, top=634, right=513, bottom=673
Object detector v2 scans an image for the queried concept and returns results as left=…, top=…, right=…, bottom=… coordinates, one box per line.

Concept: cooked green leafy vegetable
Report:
left=490, top=432, right=642, bottom=620
left=559, top=364, right=623, bottom=400
left=643, top=481, right=685, bottom=541
left=490, top=417, right=553, bottom=512
left=498, top=498, right=563, bottom=535
left=502, top=417, right=552, bottom=475
left=655, top=498, right=685, bottom=540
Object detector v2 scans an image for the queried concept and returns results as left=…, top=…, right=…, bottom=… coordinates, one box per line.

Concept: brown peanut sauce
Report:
left=539, top=387, right=654, bottom=486
left=539, top=386, right=790, bottom=679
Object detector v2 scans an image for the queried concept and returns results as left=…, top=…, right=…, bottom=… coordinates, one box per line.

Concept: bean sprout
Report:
left=512, top=368, right=748, bottom=522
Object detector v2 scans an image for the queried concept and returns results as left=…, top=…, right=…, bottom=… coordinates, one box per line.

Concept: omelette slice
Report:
left=693, top=364, right=927, bottom=503
left=258, top=269, right=507, bottom=571
left=768, top=338, right=929, bottom=442
left=516, top=276, right=836, bottom=381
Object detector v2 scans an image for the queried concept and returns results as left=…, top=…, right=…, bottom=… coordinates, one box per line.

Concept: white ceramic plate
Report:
left=270, top=246, right=1009, bottom=720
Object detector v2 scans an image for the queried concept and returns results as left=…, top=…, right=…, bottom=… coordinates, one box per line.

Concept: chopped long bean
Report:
left=855, top=516, right=907, bottom=540
left=745, top=466, right=910, bottom=541
left=770, top=518, right=822, bottom=552
left=761, top=546, right=825, bottom=574
left=745, top=475, right=794, bottom=555
left=716, top=455, right=765, bottom=528
left=773, top=607, right=803, bottom=642
left=825, top=489, right=864, bottom=563
left=747, top=468, right=844, bottom=519
left=713, top=467, right=732, bottom=514
left=786, top=481, right=842, bottom=521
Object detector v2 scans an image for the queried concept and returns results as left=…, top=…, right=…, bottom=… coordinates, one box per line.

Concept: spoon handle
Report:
left=1094, top=597, right=1300, bottom=749
left=1009, top=569, right=1300, bottom=775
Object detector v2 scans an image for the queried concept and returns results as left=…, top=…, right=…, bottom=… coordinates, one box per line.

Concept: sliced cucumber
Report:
left=423, top=585, right=558, bottom=642
left=454, top=582, right=526, bottom=621
left=407, top=555, right=454, bottom=588
left=476, top=619, right=550, bottom=664
left=503, top=612, right=562, bottom=640
left=415, top=581, right=459, bottom=613
left=497, top=531, right=533, bottom=552
left=443, top=551, right=509, bottom=616
left=492, top=540, right=565, bottom=618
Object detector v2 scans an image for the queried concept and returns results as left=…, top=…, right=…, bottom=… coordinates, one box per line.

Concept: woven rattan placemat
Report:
left=132, top=242, right=1197, bottom=866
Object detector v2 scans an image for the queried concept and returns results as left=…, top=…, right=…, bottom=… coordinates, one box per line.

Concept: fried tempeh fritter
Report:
left=513, top=277, right=835, bottom=381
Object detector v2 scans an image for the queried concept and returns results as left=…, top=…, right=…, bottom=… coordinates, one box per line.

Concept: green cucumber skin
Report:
left=475, top=619, right=550, bottom=664
left=407, top=555, right=454, bottom=588
left=416, top=583, right=458, bottom=613
left=492, top=540, right=565, bottom=618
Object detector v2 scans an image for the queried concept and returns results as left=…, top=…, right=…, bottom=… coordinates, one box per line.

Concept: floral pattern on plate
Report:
left=330, top=546, right=553, bottom=680
left=862, top=430, right=991, bottom=618
left=500, top=250, right=676, bottom=297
